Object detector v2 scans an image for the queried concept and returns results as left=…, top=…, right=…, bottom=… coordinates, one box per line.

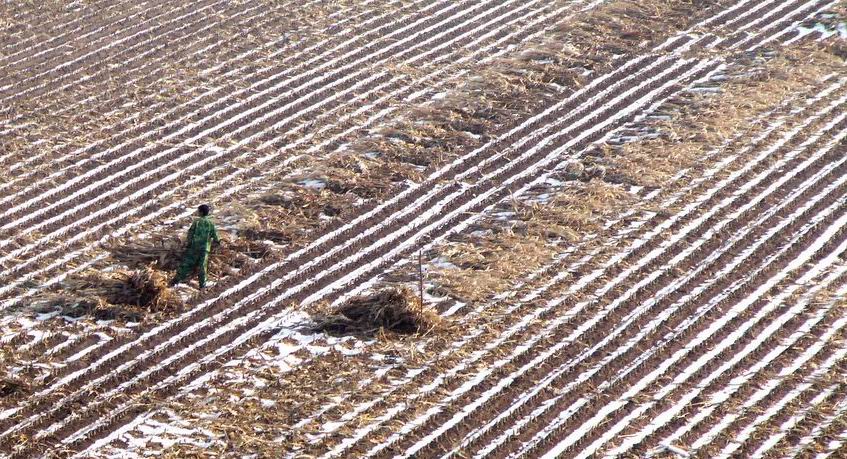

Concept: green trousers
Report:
left=173, top=247, right=210, bottom=288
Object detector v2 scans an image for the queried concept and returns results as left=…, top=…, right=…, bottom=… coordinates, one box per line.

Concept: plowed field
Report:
left=1, top=0, right=846, bottom=457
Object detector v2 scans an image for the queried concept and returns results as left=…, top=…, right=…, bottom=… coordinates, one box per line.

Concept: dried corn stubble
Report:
left=313, top=288, right=442, bottom=337
left=428, top=177, right=632, bottom=304
left=108, top=236, right=185, bottom=271
left=547, top=0, right=717, bottom=72
left=162, top=347, right=394, bottom=457
left=607, top=44, right=845, bottom=188
left=433, top=232, right=556, bottom=303
left=107, top=232, right=270, bottom=276
left=316, top=153, right=423, bottom=200
left=239, top=166, right=369, bottom=241
left=34, top=267, right=181, bottom=321
left=515, top=179, right=636, bottom=237
left=609, top=141, right=706, bottom=188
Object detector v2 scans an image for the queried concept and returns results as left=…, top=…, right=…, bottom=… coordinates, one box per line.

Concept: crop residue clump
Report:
left=314, top=288, right=442, bottom=336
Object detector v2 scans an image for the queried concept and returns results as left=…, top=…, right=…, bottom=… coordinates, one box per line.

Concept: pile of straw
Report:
left=124, top=267, right=181, bottom=312
left=314, top=288, right=441, bottom=336
left=109, top=236, right=184, bottom=271
left=39, top=267, right=182, bottom=321
left=107, top=233, right=271, bottom=275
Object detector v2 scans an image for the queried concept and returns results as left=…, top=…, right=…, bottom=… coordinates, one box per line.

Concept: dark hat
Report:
left=198, top=204, right=211, bottom=216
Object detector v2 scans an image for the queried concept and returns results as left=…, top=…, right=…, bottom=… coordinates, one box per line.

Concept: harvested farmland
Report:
left=1, top=0, right=847, bottom=457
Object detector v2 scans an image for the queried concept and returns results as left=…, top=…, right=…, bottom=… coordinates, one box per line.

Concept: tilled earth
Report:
left=0, top=0, right=846, bottom=457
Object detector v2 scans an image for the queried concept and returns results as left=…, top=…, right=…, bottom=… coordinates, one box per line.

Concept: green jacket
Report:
left=186, top=216, right=220, bottom=252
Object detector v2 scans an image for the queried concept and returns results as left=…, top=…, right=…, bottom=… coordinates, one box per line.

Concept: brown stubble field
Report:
left=0, top=0, right=846, bottom=457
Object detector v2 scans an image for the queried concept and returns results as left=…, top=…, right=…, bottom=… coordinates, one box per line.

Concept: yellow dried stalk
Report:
left=611, top=42, right=845, bottom=188
left=434, top=232, right=555, bottom=303
left=313, top=288, right=442, bottom=336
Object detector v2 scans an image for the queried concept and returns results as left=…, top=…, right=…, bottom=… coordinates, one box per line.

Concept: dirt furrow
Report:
left=1, top=16, right=800, bottom=452
left=304, top=54, right=847, bottom=456
left=0, top=0, right=543, bottom=248
left=0, top=27, right=708, bottom=298
left=1, top=43, right=719, bottom=456
left=0, top=0, right=454, bottom=221
left=0, top=0, right=828, bottom=454
left=500, top=157, right=847, bottom=459
left=0, top=0, right=428, bottom=208
left=734, top=369, right=847, bottom=457
left=351, top=112, right=847, bottom=459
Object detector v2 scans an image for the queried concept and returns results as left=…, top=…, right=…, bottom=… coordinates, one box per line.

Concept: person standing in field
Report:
left=170, top=204, right=220, bottom=289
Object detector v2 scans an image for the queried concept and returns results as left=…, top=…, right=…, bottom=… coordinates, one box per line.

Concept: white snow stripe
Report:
left=49, top=55, right=716, bottom=451
left=0, top=0, right=431, bottom=202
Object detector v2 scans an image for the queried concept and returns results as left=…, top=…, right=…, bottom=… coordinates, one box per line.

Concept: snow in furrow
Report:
left=435, top=84, right=847, bottom=457
left=0, top=0, right=234, bottom=98
left=305, top=59, right=713, bottom=307
left=484, top=195, right=847, bottom=457
left=328, top=78, right=804, bottom=452
left=537, top=205, right=847, bottom=459
left=599, top=250, right=847, bottom=455
left=0, top=0, right=346, bottom=77
left=6, top=54, right=828, bottom=452
left=61, top=59, right=717, bottom=450
left=0, top=0, right=383, bottom=177
left=716, top=334, right=847, bottom=454
left=35, top=182, right=473, bottom=442
left=3, top=0, right=680, bottom=256
left=0, top=0, right=580, bottom=310
left=0, top=0, right=440, bottom=208
left=0, top=0, right=151, bottom=70
left=3, top=6, right=704, bottom=302
left=0, top=0, right=462, bottom=232
left=0, top=23, right=704, bottom=370
left=686, top=294, right=847, bottom=449
left=607, top=265, right=847, bottom=455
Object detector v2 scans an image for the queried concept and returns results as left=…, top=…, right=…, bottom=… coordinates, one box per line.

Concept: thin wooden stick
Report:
left=418, top=249, right=425, bottom=312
